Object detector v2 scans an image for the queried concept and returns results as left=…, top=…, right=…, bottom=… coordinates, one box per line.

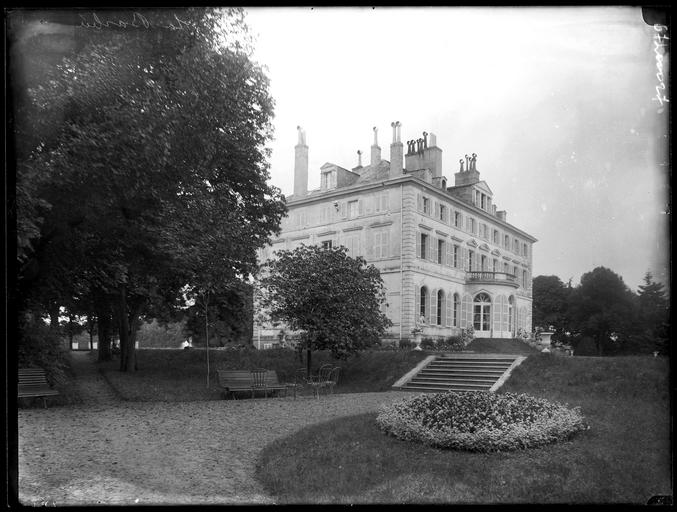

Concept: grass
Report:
left=255, top=354, right=671, bottom=504
left=98, top=348, right=429, bottom=401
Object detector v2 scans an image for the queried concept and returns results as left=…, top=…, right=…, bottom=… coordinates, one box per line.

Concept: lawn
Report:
left=97, top=348, right=429, bottom=401
left=255, top=354, right=671, bottom=504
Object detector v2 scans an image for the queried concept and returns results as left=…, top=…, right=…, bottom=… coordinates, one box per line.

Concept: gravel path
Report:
left=18, top=353, right=414, bottom=505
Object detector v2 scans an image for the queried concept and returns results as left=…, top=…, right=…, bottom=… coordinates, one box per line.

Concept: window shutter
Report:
left=358, top=199, right=364, bottom=216
left=383, top=231, right=390, bottom=258
left=430, top=289, right=437, bottom=324
left=460, top=294, right=467, bottom=328
left=503, top=299, right=509, bottom=333
left=426, top=235, right=432, bottom=261
left=466, top=295, right=473, bottom=328
left=434, top=201, right=439, bottom=219
left=416, top=232, right=422, bottom=259
left=431, top=237, right=438, bottom=263
left=365, top=229, right=374, bottom=258
left=493, top=295, right=502, bottom=332
left=463, top=248, right=469, bottom=271
left=415, top=286, right=421, bottom=321
left=440, top=292, right=446, bottom=326
left=417, top=193, right=422, bottom=212
left=446, top=291, right=452, bottom=327
left=445, top=241, right=451, bottom=266
left=340, top=202, right=347, bottom=218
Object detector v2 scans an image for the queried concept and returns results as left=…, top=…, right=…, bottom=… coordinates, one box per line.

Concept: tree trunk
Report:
left=118, top=285, right=132, bottom=371
left=306, top=348, right=312, bottom=376
left=49, top=304, right=60, bottom=333
left=97, top=311, right=112, bottom=362
left=68, top=314, right=75, bottom=350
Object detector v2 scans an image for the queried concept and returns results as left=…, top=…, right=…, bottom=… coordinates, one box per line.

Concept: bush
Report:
left=420, top=337, right=436, bottom=350
left=436, top=335, right=466, bottom=352
left=376, top=391, right=587, bottom=452
left=398, top=338, right=413, bottom=350
left=18, top=316, right=70, bottom=384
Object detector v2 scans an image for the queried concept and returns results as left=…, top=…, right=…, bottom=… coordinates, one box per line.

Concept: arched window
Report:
left=420, top=286, right=428, bottom=320
left=473, top=293, right=492, bottom=331
left=437, top=290, right=445, bottom=325
left=453, top=293, right=460, bottom=327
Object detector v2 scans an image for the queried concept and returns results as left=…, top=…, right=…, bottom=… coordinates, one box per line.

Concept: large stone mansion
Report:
left=254, top=123, right=536, bottom=348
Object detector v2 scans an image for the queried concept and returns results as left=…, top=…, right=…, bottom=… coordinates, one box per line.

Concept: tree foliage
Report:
left=12, top=8, right=286, bottom=370
left=259, top=245, right=392, bottom=363
left=532, top=275, right=572, bottom=332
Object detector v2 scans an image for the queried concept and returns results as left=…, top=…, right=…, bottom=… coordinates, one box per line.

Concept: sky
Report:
left=243, top=6, right=670, bottom=292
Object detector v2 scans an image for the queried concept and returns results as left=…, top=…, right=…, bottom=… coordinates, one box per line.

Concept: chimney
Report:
left=454, top=152, right=480, bottom=186
left=371, top=126, right=381, bottom=166
left=497, top=210, right=507, bottom=222
left=293, top=126, right=308, bottom=197
left=390, top=121, right=403, bottom=176
left=357, top=150, right=363, bottom=168
left=404, top=130, right=442, bottom=177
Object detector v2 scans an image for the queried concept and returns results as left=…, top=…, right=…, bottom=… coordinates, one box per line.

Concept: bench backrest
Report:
left=217, top=369, right=283, bottom=387
left=19, top=368, right=51, bottom=387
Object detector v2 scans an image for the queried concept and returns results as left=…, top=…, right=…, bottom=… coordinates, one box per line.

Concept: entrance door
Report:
left=473, top=293, right=492, bottom=337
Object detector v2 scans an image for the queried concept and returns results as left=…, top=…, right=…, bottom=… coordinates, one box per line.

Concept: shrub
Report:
left=376, top=391, right=587, bottom=452
left=420, top=337, right=436, bottom=350
left=18, top=316, right=70, bottom=384
left=398, top=338, right=413, bottom=350
left=437, top=335, right=466, bottom=352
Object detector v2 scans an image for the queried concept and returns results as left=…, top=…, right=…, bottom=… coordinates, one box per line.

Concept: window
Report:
left=420, top=287, right=428, bottom=320
left=481, top=194, right=486, bottom=210
left=522, top=243, right=528, bottom=257
left=468, top=250, right=475, bottom=271
left=322, top=240, right=333, bottom=250
left=480, top=223, right=488, bottom=239
left=436, top=290, right=445, bottom=325
left=420, top=233, right=428, bottom=259
left=493, top=229, right=499, bottom=244
left=375, top=230, right=389, bottom=258
left=504, top=262, right=509, bottom=273
left=321, top=170, right=337, bottom=190
left=473, top=293, right=492, bottom=331
left=437, top=239, right=444, bottom=264
left=493, top=258, right=499, bottom=272
left=481, top=254, right=487, bottom=271
left=474, top=190, right=480, bottom=205
left=348, top=200, right=359, bottom=219
left=454, top=211, right=462, bottom=228
left=504, top=234, right=510, bottom=249
left=422, top=197, right=431, bottom=214
left=320, top=206, right=329, bottom=224
left=343, top=234, right=359, bottom=256
left=439, top=204, right=447, bottom=222
left=513, top=238, right=519, bottom=253
left=453, top=245, right=460, bottom=268
left=375, top=192, right=389, bottom=212
left=453, top=293, right=460, bottom=327
left=466, top=217, right=476, bottom=234
left=522, top=270, right=528, bottom=288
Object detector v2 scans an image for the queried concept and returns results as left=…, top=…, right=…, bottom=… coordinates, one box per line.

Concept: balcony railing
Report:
left=466, top=271, right=519, bottom=287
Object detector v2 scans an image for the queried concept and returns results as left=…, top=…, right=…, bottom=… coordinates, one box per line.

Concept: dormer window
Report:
left=321, top=169, right=337, bottom=191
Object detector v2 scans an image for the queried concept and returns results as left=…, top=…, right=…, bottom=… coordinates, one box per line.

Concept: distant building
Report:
left=255, top=123, right=536, bottom=346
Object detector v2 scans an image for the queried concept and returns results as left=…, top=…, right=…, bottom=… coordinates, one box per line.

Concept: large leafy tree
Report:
left=13, top=8, right=286, bottom=370
left=532, top=275, right=572, bottom=333
left=259, top=245, right=392, bottom=373
left=568, top=267, right=638, bottom=356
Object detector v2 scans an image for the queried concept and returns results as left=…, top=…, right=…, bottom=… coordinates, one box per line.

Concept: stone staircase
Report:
left=392, top=354, right=526, bottom=393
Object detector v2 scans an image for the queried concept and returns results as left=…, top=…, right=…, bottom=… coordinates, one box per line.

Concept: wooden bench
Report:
left=19, top=368, right=60, bottom=408
left=217, top=369, right=286, bottom=399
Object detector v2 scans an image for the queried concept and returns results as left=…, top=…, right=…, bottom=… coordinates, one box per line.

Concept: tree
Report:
left=13, top=8, right=286, bottom=371
left=636, top=271, right=670, bottom=353
left=532, top=275, right=572, bottom=334
left=568, top=267, right=638, bottom=356
left=259, top=245, right=392, bottom=374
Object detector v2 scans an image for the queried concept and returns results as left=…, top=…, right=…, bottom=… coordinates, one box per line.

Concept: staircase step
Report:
left=421, top=369, right=505, bottom=375
left=426, top=364, right=512, bottom=371
left=403, top=384, right=492, bottom=392
left=410, top=377, right=497, bottom=385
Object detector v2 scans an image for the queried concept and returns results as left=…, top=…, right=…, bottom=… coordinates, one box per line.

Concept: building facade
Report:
left=254, top=123, right=536, bottom=347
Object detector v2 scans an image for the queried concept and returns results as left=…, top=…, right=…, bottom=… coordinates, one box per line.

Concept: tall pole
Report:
left=205, top=290, right=210, bottom=388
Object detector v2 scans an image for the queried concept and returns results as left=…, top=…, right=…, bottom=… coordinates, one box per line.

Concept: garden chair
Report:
left=250, top=368, right=268, bottom=399
left=283, top=367, right=307, bottom=400
left=308, top=364, right=334, bottom=399
left=325, top=366, right=341, bottom=394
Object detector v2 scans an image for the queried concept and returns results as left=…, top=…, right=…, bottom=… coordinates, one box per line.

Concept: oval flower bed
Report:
left=376, top=391, right=587, bottom=452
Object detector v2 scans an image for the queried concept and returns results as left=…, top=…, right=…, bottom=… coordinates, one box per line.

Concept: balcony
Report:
left=466, top=271, right=519, bottom=288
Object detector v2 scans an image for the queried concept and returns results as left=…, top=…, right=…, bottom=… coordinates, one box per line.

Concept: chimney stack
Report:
left=293, top=126, right=308, bottom=197
left=357, top=150, right=363, bottom=168
left=390, top=121, right=403, bottom=176
left=404, top=130, right=443, bottom=177
left=371, top=127, right=381, bottom=166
